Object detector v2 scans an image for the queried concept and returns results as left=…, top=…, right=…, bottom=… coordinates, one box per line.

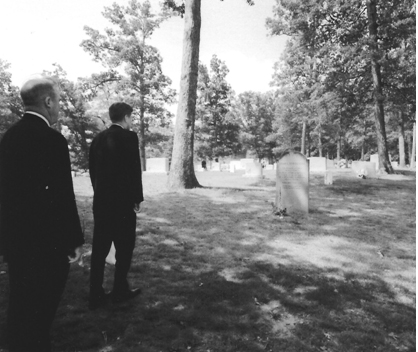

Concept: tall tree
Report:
left=366, top=0, right=392, bottom=172
left=267, top=0, right=415, bottom=172
left=81, top=0, right=176, bottom=171
left=166, top=0, right=202, bottom=188
left=234, top=91, right=276, bottom=161
left=195, top=55, right=240, bottom=161
left=164, top=0, right=254, bottom=189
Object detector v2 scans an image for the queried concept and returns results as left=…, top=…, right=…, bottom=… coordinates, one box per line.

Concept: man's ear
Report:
left=44, top=96, right=52, bottom=108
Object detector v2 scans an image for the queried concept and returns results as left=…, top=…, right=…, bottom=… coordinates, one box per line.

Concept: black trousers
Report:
left=89, top=211, right=136, bottom=297
left=7, top=252, right=70, bottom=352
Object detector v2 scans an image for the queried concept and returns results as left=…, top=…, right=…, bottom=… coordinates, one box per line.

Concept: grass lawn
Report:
left=0, top=168, right=416, bottom=352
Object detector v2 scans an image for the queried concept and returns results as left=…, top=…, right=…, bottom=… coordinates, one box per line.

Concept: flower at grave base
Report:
left=357, top=169, right=367, bottom=179
left=271, top=202, right=287, bottom=217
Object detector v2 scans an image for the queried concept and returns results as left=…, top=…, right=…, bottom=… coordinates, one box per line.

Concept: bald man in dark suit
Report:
left=0, top=76, right=84, bottom=351
left=88, top=102, right=143, bottom=310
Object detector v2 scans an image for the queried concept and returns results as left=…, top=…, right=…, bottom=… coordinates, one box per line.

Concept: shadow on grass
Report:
left=0, top=176, right=415, bottom=352
left=51, top=254, right=415, bottom=351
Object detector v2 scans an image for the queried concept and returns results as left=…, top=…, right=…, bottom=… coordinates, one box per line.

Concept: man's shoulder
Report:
left=91, top=127, right=137, bottom=144
left=1, top=118, right=57, bottom=141
left=102, top=127, right=136, bottom=138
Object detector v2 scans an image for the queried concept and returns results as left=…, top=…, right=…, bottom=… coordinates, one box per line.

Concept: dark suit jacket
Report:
left=0, top=114, right=84, bottom=259
left=89, top=125, right=143, bottom=217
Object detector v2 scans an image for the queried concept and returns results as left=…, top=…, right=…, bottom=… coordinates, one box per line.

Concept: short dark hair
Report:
left=109, top=102, right=133, bottom=122
left=20, top=77, right=58, bottom=107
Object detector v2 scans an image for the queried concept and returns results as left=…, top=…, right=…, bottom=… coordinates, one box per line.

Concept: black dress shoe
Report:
left=111, top=288, right=142, bottom=304
left=88, top=292, right=110, bottom=310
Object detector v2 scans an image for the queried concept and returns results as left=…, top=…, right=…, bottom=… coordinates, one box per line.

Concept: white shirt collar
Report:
left=25, top=111, right=50, bottom=127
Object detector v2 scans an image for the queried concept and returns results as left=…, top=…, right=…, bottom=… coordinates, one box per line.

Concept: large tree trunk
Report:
left=367, top=0, right=393, bottom=173
left=398, top=111, right=406, bottom=167
left=168, top=0, right=201, bottom=189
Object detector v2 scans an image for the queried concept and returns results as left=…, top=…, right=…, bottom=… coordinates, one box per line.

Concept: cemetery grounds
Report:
left=0, top=168, right=415, bottom=352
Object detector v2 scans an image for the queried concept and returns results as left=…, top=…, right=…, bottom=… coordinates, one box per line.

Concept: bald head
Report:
left=20, top=76, right=58, bottom=108
left=20, top=76, right=61, bottom=125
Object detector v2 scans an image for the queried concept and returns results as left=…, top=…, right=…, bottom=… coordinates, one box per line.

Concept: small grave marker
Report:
left=324, top=171, right=333, bottom=185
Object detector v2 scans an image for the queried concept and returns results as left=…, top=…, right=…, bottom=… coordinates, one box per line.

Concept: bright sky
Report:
left=1, top=0, right=287, bottom=95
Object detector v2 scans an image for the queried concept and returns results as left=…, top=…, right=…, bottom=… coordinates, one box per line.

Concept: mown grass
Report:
left=0, top=168, right=415, bottom=352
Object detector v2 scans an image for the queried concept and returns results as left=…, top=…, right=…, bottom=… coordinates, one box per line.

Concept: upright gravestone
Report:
left=146, top=158, right=169, bottom=173
left=326, top=159, right=335, bottom=169
left=230, top=160, right=242, bottom=171
left=240, top=158, right=255, bottom=169
left=211, top=162, right=221, bottom=171
left=243, top=162, right=263, bottom=178
left=308, top=157, right=327, bottom=172
left=370, top=154, right=379, bottom=170
left=276, top=150, right=309, bottom=215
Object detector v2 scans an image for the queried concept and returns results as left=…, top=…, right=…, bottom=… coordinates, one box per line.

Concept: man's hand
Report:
left=134, top=203, right=141, bottom=213
left=68, top=246, right=83, bottom=263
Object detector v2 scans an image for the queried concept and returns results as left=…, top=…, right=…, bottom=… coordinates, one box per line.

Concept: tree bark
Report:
left=168, top=0, right=201, bottom=189
left=139, top=50, right=147, bottom=172
left=307, top=124, right=311, bottom=157
left=336, top=135, right=341, bottom=161
left=361, top=144, right=365, bottom=161
left=318, top=128, right=323, bottom=157
left=361, top=120, right=367, bottom=161
left=406, top=133, right=412, bottom=164
left=411, top=121, right=416, bottom=169
left=139, top=106, right=146, bottom=172
left=398, top=111, right=406, bottom=167
left=300, top=120, right=306, bottom=155
left=367, top=0, right=393, bottom=173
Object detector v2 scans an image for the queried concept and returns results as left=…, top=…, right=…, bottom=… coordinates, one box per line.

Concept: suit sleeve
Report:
left=54, top=135, right=84, bottom=251
left=131, top=133, right=144, bottom=203
left=0, top=135, right=8, bottom=256
left=89, top=138, right=96, bottom=191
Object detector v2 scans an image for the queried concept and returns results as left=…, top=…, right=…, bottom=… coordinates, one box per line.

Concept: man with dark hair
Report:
left=109, top=101, right=134, bottom=120
left=0, top=76, right=84, bottom=351
left=88, top=102, right=143, bottom=310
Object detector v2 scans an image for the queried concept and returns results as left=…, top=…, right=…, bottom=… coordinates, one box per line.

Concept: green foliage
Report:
left=0, top=60, right=23, bottom=140
left=195, top=55, right=241, bottom=160
left=162, top=0, right=255, bottom=16
left=267, top=0, right=416, bottom=162
left=81, top=0, right=176, bottom=167
left=44, top=65, right=104, bottom=170
left=145, top=123, right=174, bottom=159
left=232, top=91, right=276, bottom=161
